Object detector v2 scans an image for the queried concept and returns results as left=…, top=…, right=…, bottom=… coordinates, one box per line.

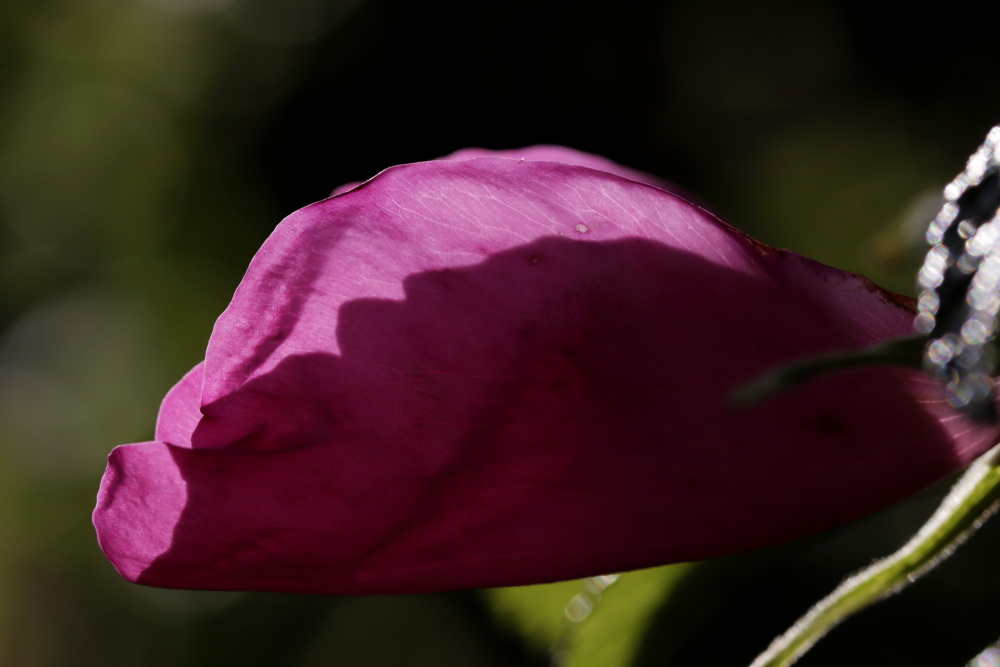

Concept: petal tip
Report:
left=93, top=442, right=187, bottom=584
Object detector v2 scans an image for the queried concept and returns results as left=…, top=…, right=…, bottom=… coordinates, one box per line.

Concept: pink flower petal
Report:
left=442, top=145, right=673, bottom=190
left=154, top=363, right=203, bottom=447
left=94, top=153, right=999, bottom=594
left=331, top=145, right=673, bottom=196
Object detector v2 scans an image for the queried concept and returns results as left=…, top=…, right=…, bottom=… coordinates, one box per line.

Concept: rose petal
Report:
left=154, top=363, right=204, bottom=447
left=95, top=154, right=999, bottom=594
left=442, top=145, right=673, bottom=190
left=331, top=145, right=672, bottom=196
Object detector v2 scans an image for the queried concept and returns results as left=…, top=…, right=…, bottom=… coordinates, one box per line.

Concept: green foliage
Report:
left=487, top=565, right=693, bottom=666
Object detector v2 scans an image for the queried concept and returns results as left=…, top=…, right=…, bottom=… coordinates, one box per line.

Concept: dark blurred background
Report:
left=2, top=0, right=1000, bottom=665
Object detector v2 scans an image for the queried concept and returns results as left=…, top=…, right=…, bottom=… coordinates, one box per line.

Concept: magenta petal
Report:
left=441, top=145, right=673, bottom=190
left=96, top=442, right=187, bottom=583
left=94, top=155, right=999, bottom=594
left=154, top=363, right=204, bottom=447
left=331, top=145, right=672, bottom=196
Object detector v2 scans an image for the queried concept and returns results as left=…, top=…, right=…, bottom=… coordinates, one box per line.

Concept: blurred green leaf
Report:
left=486, top=564, right=693, bottom=667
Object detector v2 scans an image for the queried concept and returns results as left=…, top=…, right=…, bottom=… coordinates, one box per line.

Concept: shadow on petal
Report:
left=114, top=235, right=986, bottom=594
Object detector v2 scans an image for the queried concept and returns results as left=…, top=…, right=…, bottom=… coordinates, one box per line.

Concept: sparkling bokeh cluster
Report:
left=917, top=126, right=1000, bottom=421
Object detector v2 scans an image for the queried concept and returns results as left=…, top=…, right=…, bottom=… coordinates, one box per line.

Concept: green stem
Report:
left=750, top=443, right=1000, bottom=667
left=731, top=336, right=926, bottom=408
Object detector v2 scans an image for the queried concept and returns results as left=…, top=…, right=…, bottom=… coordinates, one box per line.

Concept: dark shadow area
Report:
left=187, top=589, right=544, bottom=667
left=630, top=480, right=1000, bottom=666
left=189, top=593, right=335, bottom=667
left=138, top=235, right=963, bottom=595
